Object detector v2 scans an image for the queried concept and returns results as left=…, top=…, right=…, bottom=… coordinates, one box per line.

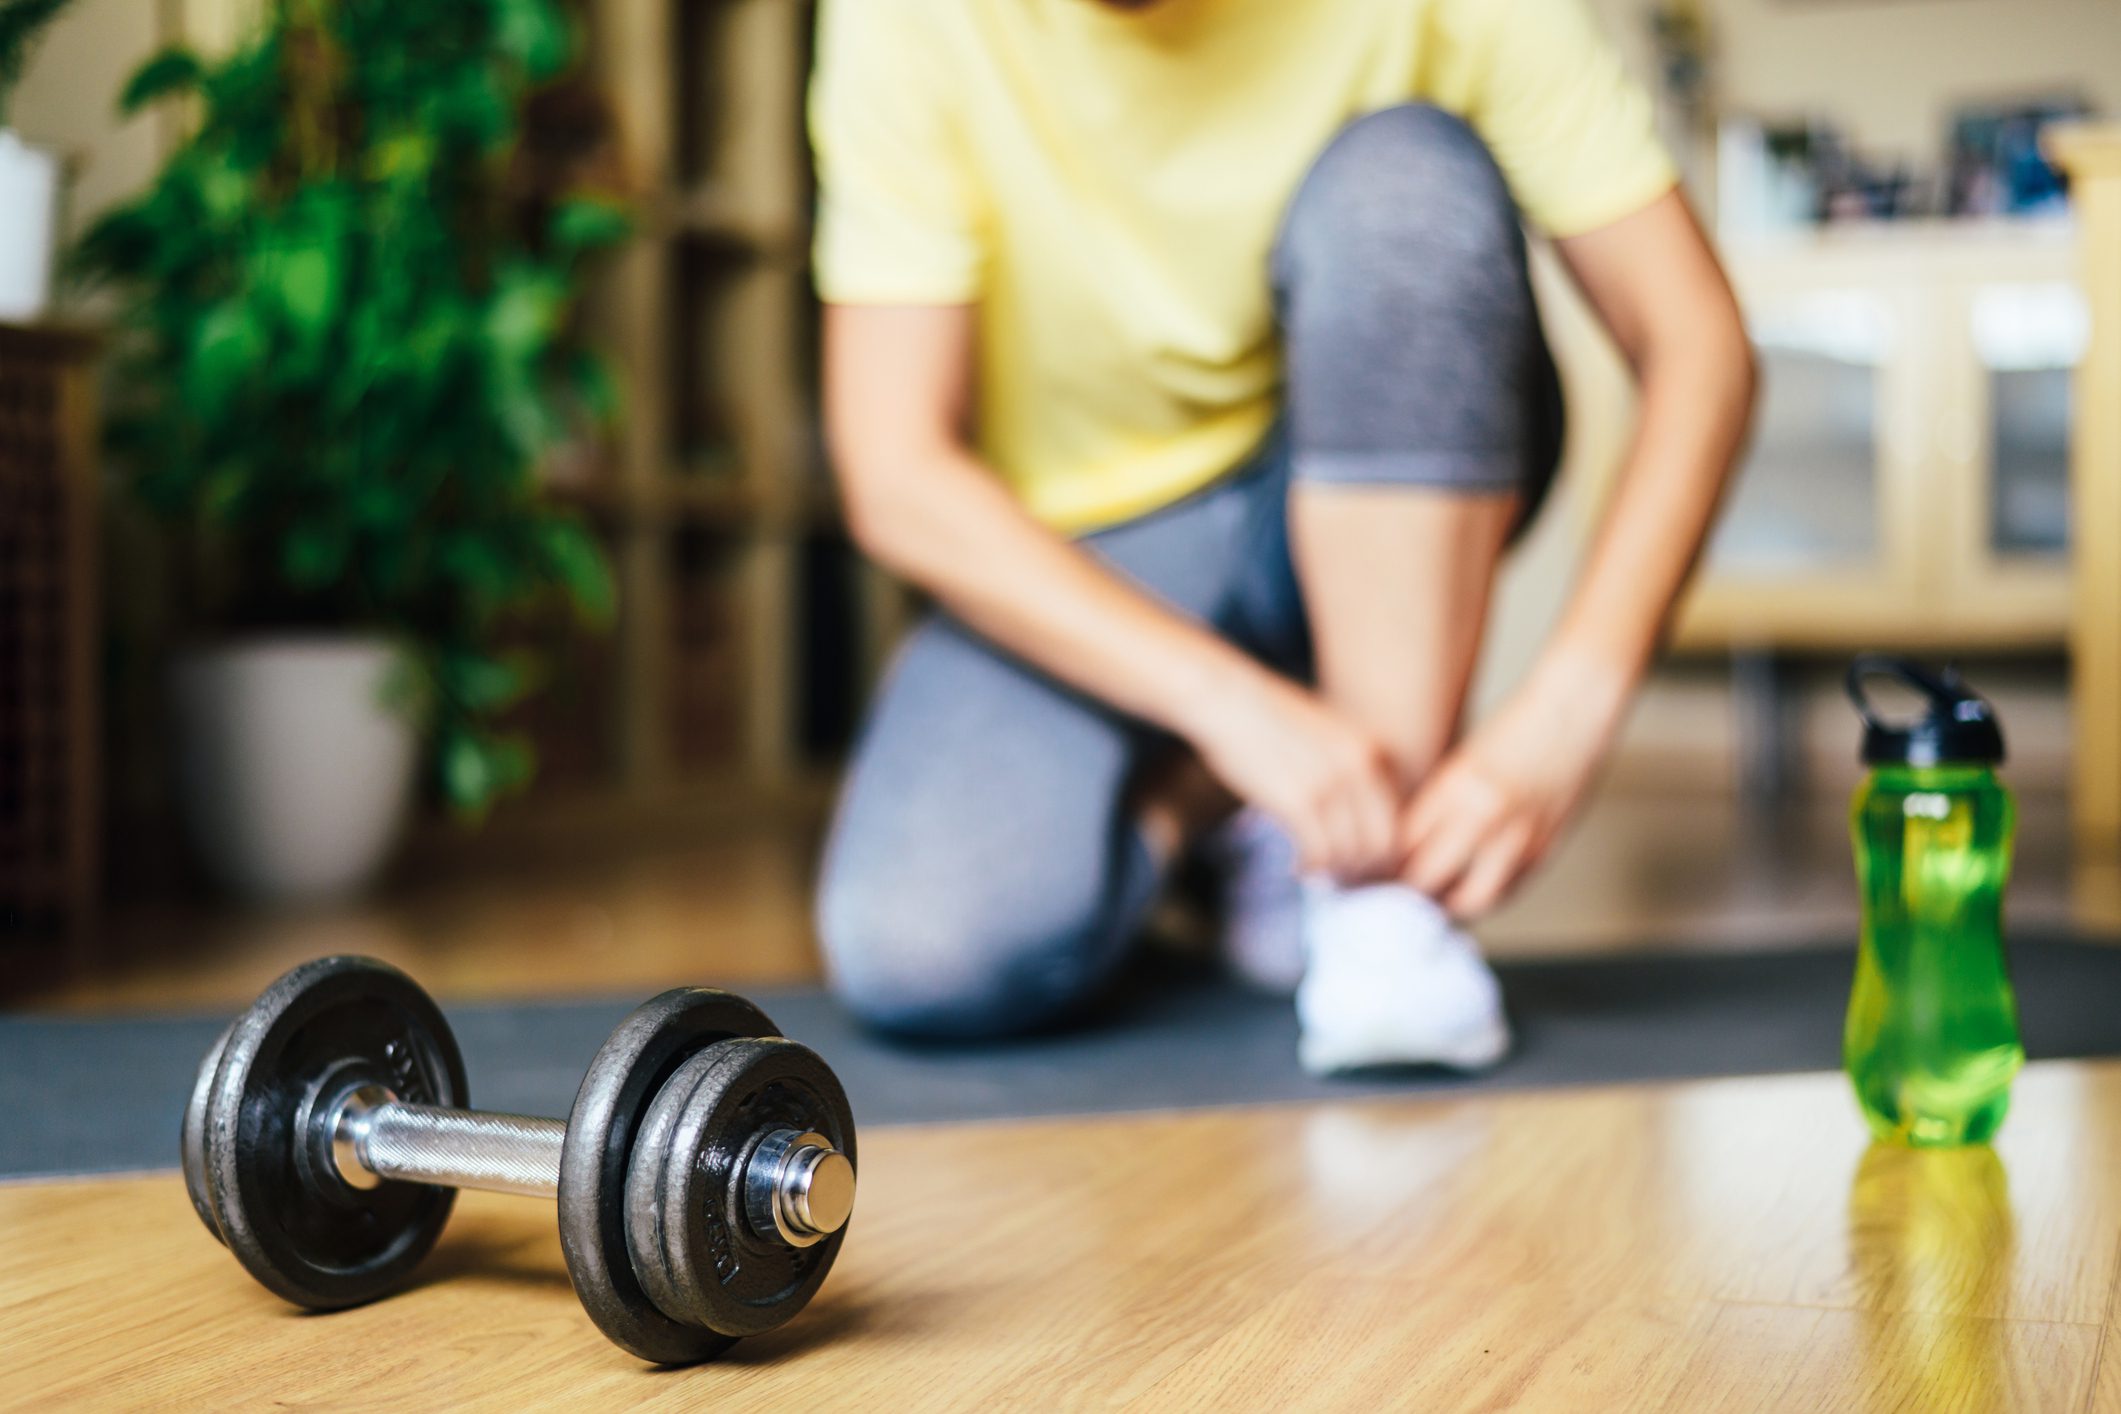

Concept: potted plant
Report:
left=0, top=0, right=71, bottom=322
left=75, top=0, right=627, bottom=904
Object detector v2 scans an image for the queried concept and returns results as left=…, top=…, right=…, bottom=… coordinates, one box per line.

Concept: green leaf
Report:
left=491, top=366, right=554, bottom=459
left=571, top=351, right=622, bottom=426
left=485, top=269, right=564, bottom=360
left=254, top=238, right=338, bottom=339
left=441, top=729, right=497, bottom=814
left=493, top=0, right=572, bottom=80
left=120, top=47, right=204, bottom=114
left=364, top=129, right=435, bottom=185
left=194, top=154, right=253, bottom=223
left=551, top=197, right=630, bottom=252
left=540, top=519, right=615, bottom=624
left=440, top=533, right=527, bottom=615
left=444, top=651, right=528, bottom=712
left=186, top=302, right=266, bottom=418
left=441, top=727, right=536, bottom=816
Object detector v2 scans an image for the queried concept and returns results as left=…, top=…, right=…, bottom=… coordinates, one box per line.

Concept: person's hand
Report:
left=1401, top=665, right=1630, bottom=918
left=1185, top=668, right=1402, bottom=881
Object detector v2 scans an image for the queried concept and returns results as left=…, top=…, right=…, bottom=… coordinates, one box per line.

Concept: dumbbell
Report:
left=181, top=955, right=856, bottom=1364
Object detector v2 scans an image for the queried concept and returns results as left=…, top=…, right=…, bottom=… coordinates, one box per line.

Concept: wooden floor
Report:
left=7, top=1062, right=2121, bottom=1410
left=5, top=780, right=2110, bottom=1407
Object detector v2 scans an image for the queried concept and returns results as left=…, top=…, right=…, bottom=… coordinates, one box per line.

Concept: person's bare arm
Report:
left=1403, top=189, right=1757, bottom=916
left=826, top=302, right=1399, bottom=874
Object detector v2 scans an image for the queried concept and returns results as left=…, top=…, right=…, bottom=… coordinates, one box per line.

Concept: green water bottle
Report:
left=1844, top=657, right=2021, bottom=1147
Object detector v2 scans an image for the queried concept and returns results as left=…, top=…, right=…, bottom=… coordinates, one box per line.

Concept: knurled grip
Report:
left=355, top=1103, right=566, bottom=1199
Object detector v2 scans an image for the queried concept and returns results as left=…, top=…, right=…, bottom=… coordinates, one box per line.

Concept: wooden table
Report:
left=7, top=1062, right=2121, bottom=1410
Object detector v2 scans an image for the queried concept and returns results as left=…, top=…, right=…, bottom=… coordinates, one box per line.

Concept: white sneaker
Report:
left=1296, top=881, right=1511, bottom=1075
left=1207, top=809, right=1306, bottom=995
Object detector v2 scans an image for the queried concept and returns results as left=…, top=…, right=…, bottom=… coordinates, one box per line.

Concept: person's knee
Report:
left=1306, top=104, right=1512, bottom=221
left=814, top=864, right=1102, bottom=1040
left=1273, top=101, right=1553, bottom=485
left=1277, top=104, right=1518, bottom=283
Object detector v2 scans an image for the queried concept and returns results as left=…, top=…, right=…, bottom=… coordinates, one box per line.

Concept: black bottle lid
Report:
left=1846, top=655, right=2006, bottom=767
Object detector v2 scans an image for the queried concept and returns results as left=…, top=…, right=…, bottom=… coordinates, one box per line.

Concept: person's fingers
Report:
left=1399, top=763, right=1467, bottom=852
left=1328, top=793, right=1395, bottom=883
left=1406, top=800, right=1485, bottom=900
left=1352, top=772, right=1401, bottom=879
left=1314, top=740, right=1405, bottom=881
left=1445, top=824, right=1531, bottom=920
left=1316, top=788, right=1365, bottom=881
left=1401, top=773, right=1454, bottom=851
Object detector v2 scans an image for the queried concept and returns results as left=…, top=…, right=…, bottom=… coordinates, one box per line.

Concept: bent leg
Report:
left=1270, top=104, right=1563, bottom=1071
left=815, top=614, right=1159, bottom=1038
left=818, top=463, right=1281, bottom=1038
left=1274, top=103, right=1563, bottom=786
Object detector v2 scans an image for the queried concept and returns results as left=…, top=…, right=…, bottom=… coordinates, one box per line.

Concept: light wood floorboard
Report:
left=5, top=1063, right=2120, bottom=1410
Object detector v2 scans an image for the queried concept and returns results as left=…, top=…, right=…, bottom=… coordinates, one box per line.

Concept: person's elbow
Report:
left=834, top=446, right=935, bottom=579
left=1727, top=324, right=1761, bottom=465
left=1651, top=289, right=1758, bottom=419
left=1683, top=303, right=1758, bottom=479
left=1726, top=311, right=1760, bottom=415
left=1700, top=266, right=1759, bottom=413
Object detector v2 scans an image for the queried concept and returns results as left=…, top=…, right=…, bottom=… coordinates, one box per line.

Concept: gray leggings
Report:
left=816, top=105, right=1563, bottom=1037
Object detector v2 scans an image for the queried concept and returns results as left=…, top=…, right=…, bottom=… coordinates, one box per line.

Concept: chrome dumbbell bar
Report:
left=323, top=1086, right=855, bottom=1247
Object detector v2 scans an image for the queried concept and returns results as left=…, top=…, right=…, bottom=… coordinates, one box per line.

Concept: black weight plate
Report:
left=200, top=955, right=468, bottom=1310
left=627, top=1037, right=855, bottom=1339
left=182, top=1020, right=235, bottom=1247
left=617, top=1045, right=721, bottom=1324
left=557, top=987, right=777, bottom=1365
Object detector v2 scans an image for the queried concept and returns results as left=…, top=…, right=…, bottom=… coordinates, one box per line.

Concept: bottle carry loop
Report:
left=1845, top=654, right=2005, bottom=767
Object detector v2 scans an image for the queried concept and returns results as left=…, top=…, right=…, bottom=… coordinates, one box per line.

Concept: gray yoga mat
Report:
left=5, top=935, right=2120, bottom=1182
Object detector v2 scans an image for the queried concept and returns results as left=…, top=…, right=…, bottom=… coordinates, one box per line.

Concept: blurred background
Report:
left=2, top=0, right=2118, bottom=1012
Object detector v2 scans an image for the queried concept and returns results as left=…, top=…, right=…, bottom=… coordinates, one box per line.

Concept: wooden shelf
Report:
left=653, top=184, right=808, bottom=257
left=496, top=0, right=888, bottom=831
left=550, top=474, right=841, bottom=532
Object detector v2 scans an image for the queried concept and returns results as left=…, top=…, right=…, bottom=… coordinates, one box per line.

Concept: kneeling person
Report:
left=808, top=0, right=1755, bottom=1069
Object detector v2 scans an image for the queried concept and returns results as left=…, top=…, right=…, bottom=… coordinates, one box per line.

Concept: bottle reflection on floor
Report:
left=1845, top=1140, right=2015, bottom=1400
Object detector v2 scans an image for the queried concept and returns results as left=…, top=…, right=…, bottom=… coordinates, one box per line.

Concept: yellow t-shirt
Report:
left=810, top=0, right=1675, bottom=532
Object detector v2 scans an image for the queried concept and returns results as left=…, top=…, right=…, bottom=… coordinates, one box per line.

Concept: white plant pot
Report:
left=0, top=129, right=61, bottom=324
left=172, top=637, right=419, bottom=906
